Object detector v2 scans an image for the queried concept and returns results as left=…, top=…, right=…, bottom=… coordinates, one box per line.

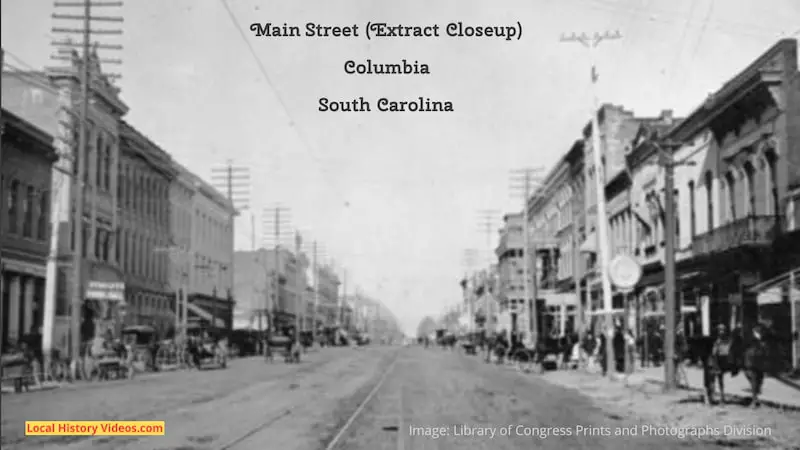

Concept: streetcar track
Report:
left=17, top=356, right=333, bottom=449
left=323, top=350, right=402, bottom=450
left=209, top=349, right=402, bottom=450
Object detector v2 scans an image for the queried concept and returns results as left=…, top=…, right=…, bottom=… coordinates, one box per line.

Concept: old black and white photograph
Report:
left=1, top=0, right=799, bottom=449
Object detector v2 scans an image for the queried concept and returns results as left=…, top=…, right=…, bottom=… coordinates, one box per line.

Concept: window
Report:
left=725, top=172, right=737, bottom=222
left=8, top=179, right=20, bottom=234
left=705, top=171, right=714, bottom=231
left=765, top=152, right=777, bottom=216
left=102, top=231, right=110, bottom=262
left=688, top=181, right=696, bottom=239
left=116, top=229, right=122, bottom=265
left=38, top=191, right=50, bottom=241
left=104, top=141, right=112, bottom=191
left=117, top=163, right=124, bottom=201
left=743, top=162, right=755, bottom=215
left=23, top=185, right=34, bottom=237
left=673, top=189, right=680, bottom=241
left=96, top=134, right=104, bottom=189
left=95, top=228, right=103, bottom=260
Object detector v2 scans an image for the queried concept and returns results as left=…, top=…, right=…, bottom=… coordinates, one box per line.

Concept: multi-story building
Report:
left=174, top=165, right=237, bottom=331
left=656, top=39, right=799, bottom=369
left=315, top=265, right=341, bottom=328
left=495, top=212, right=526, bottom=334
left=117, top=121, right=176, bottom=332
left=42, top=52, right=129, bottom=352
left=232, top=247, right=308, bottom=332
left=1, top=109, right=58, bottom=350
left=527, top=154, right=578, bottom=338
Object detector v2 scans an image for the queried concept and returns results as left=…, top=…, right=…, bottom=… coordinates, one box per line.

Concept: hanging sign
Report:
left=608, top=254, right=642, bottom=293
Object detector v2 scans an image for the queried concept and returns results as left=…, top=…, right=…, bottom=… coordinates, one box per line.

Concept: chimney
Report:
left=660, top=109, right=673, bottom=124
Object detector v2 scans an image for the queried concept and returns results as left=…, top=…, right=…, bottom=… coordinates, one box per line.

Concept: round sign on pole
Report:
left=609, top=254, right=642, bottom=293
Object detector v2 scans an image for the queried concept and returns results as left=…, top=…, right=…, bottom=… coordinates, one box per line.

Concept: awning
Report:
left=748, top=268, right=800, bottom=293
left=580, top=231, right=597, bottom=253
left=187, top=303, right=226, bottom=328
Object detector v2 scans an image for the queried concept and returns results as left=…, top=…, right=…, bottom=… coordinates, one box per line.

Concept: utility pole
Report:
left=262, top=205, right=291, bottom=345
left=571, top=181, right=586, bottom=349
left=0, top=48, right=5, bottom=359
left=211, top=159, right=252, bottom=247
left=560, top=30, right=622, bottom=376
left=340, top=268, right=347, bottom=328
left=477, top=209, right=500, bottom=334
left=463, top=249, right=478, bottom=334
left=294, top=231, right=303, bottom=349
left=652, top=139, right=689, bottom=391
left=48, top=0, right=124, bottom=379
left=510, top=168, right=544, bottom=341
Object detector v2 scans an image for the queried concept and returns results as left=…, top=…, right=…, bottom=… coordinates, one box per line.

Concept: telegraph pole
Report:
left=571, top=181, right=586, bottom=349
left=294, top=231, right=303, bottom=349
left=510, top=168, right=544, bottom=341
left=312, top=241, right=319, bottom=344
left=463, top=249, right=478, bottom=334
left=652, top=139, right=689, bottom=391
left=211, top=159, right=252, bottom=247
left=560, top=30, right=622, bottom=376
left=262, top=205, right=291, bottom=344
left=0, top=48, right=5, bottom=358
left=477, top=209, right=500, bottom=333
left=49, top=0, right=124, bottom=379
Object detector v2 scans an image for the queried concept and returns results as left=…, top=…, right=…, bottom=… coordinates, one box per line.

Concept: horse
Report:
left=693, top=324, right=775, bottom=407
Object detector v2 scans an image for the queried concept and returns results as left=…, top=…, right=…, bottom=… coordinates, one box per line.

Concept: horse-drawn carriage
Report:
left=185, top=324, right=228, bottom=369
left=266, top=333, right=300, bottom=363
left=121, top=325, right=159, bottom=373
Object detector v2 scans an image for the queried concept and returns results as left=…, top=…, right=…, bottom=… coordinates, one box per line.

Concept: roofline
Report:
left=2, top=108, right=58, bottom=162
left=667, top=39, right=796, bottom=140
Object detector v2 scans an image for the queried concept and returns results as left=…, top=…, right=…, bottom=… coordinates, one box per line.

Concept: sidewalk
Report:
left=629, top=364, right=800, bottom=410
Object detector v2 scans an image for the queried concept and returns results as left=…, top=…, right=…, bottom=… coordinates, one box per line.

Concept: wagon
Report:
left=121, top=325, right=157, bottom=373
left=185, top=324, right=228, bottom=369
left=266, top=335, right=300, bottom=363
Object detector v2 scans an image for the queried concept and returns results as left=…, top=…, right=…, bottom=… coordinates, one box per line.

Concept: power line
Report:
left=218, top=0, right=348, bottom=205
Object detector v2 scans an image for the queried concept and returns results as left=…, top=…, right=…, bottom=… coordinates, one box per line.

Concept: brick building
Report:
left=1, top=109, right=58, bottom=350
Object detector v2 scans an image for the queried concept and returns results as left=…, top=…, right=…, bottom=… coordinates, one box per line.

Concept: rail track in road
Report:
left=215, top=348, right=403, bottom=450
left=19, top=355, right=333, bottom=450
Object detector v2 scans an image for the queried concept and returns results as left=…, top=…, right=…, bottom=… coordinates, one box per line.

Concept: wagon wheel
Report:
left=155, top=346, right=172, bottom=371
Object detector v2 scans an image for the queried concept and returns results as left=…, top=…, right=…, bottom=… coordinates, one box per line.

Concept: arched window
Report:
left=38, top=190, right=50, bottom=241
left=104, top=141, right=112, bottom=190
left=704, top=171, right=714, bottom=231
left=765, top=151, right=778, bottom=216
left=725, top=171, right=737, bottom=222
left=96, top=133, right=104, bottom=188
left=743, top=162, right=756, bottom=216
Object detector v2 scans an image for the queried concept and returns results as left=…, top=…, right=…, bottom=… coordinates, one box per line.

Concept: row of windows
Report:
left=74, top=127, right=114, bottom=193
left=3, top=176, right=50, bottom=242
left=119, top=162, right=169, bottom=228
left=195, top=210, right=232, bottom=255
left=66, top=219, right=169, bottom=284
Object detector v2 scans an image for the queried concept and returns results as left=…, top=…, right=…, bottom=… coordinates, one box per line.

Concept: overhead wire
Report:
left=218, top=0, right=349, bottom=206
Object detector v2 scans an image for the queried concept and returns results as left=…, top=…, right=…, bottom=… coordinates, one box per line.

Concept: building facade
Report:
left=495, top=213, right=526, bottom=333
left=1, top=109, right=58, bottom=350
left=117, top=121, right=176, bottom=332
left=658, top=39, right=799, bottom=369
left=181, top=168, right=236, bottom=331
left=233, top=247, right=308, bottom=332
left=46, top=52, right=129, bottom=353
left=316, top=265, right=341, bottom=328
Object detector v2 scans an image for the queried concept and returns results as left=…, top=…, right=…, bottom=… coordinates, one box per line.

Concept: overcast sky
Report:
left=2, top=0, right=798, bottom=335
